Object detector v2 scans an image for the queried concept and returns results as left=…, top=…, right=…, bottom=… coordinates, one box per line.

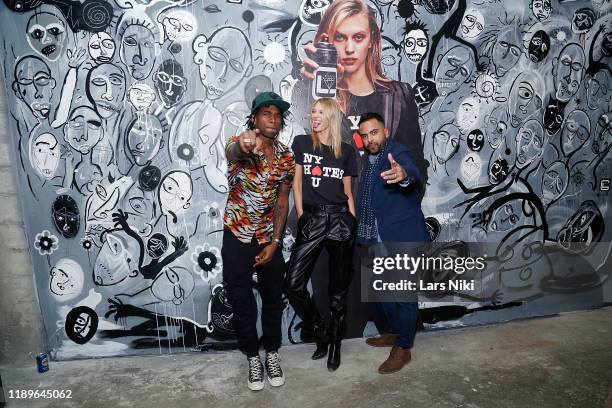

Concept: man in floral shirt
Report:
left=222, top=92, right=295, bottom=391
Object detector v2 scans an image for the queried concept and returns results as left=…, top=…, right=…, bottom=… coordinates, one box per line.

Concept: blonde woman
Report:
left=286, top=98, right=358, bottom=371
left=294, top=0, right=426, bottom=194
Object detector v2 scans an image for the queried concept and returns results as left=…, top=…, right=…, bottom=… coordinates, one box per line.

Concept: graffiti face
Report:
left=553, top=44, right=585, bottom=103
left=147, top=233, right=168, bottom=259
left=485, top=105, right=509, bottom=148
left=120, top=24, right=157, bottom=80
left=542, top=161, right=568, bottom=203
left=193, top=27, right=253, bottom=101
left=461, top=10, right=484, bottom=39
left=432, top=123, right=460, bottom=164
left=585, top=71, right=609, bottom=111
left=151, top=266, right=194, bottom=305
left=557, top=201, right=604, bottom=254
left=88, top=32, right=115, bottom=64
left=435, top=46, right=475, bottom=97
left=490, top=201, right=521, bottom=232
left=139, top=165, right=161, bottom=191
left=593, top=112, right=611, bottom=154
left=127, top=115, right=163, bottom=166
left=456, top=97, right=480, bottom=132
left=489, top=158, right=509, bottom=184
left=153, top=59, right=187, bottom=108
left=603, top=32, right=612, bottom=58
left=49, top=258, right=84, bottom=301
left=492, top=28, right=522, bottom=77
left=162, top=10, right=196, bottom=42
left=543, top=98, right=565, bottom=136
left=53, top=195, right=80, bottom=238
left=467, top=129, right=485, bottom=152
left=561, top=109, right=590, bottom=156
left=403, top=28, right=428, bottom=64
left=158, top=171, right=193, bottom=216
left=571, top=8, right=595, bottom=34
left=508, top=74, right=543, bottom=128
left=128, top=83, right=155, bottom=111
left=64, top=106, right=103, bottom=154
left=531, top=0, right=551, bottom=21
left=29, top=132, right=59, bottom=179
left=13, top=56, right=55, bottom=120
left=26, top=12, right=68, bottom=61
left=87, top=63, right=126, bottom=119
left=515, top=119, right=544, bottom=169
left=528, top=30, right=550, bottom=63
left=65, top=306, right=98, bottom=345
left=93, top=234, right=136, bottom=286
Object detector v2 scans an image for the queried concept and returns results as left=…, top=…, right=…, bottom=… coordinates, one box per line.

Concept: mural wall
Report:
left=0, top=0, right=610, bottom=359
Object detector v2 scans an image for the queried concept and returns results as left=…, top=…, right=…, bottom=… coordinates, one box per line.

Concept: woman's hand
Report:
left=299, top=33, right=346, bottom=82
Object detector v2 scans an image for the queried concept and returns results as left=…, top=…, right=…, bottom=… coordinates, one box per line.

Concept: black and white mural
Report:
left=0, top=0, right=610, bottom=359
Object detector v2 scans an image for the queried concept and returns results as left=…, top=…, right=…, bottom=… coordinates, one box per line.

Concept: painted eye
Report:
left=110, top=77, right=122, bottom=85
left=123, top=37, right=137, bottom=46
left=90, top=43, right=100, bottom=49
left=35, top=76, right=51, bottom=86
left=229, top=59, right=244, bottom=72
left=92, top=78, right=106, bottom=86
left=208, top=48, right=225, bottom=62
left=30, top=29, right=44, bottom=39
left=48, top=27, right=63, bottom=36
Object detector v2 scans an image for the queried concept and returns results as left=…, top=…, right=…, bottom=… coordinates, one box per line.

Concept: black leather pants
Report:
left=285, top=203, right=357, bottom=334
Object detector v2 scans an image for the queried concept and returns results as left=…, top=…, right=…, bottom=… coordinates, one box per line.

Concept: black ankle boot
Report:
left=327, top=316, right=344, bottom=371
left=311, top=324, right=329, bottom=360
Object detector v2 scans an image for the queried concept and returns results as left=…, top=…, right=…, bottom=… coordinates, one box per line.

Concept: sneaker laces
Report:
left=248, top=356, right=263, bottom=380
left=266, top=352, right=282, bottom=377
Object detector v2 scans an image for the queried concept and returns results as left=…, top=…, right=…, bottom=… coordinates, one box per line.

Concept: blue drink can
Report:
left=36, top=353, right=49, bottom=373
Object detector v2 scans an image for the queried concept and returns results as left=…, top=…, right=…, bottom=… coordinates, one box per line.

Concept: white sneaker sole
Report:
left=248, top=380, right=264, bottom=391
left=267, top=375, right=285, bottom=387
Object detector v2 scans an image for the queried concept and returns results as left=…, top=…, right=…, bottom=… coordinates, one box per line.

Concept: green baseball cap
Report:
left=251, top=91, right=290, bottom=114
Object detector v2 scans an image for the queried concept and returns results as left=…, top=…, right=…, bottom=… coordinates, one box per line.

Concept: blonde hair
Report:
left=311, top=98, right=343, bottom=159
left=315, top=0, right=390, bottom=112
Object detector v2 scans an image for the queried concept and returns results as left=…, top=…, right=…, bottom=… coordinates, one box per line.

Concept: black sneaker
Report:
left=247, top=356, right=264, bottom=391
left=265, top=351, right=285, bottom=387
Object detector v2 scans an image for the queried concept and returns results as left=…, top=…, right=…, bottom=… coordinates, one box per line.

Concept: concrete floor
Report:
left=1, top=308, right=611, bottom=408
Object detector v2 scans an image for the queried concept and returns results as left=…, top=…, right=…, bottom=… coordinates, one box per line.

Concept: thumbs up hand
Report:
left=380, top=153, right=407, bottom=184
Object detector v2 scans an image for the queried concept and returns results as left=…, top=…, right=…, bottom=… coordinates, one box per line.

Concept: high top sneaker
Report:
left=247, top=356, right=265, bottom=391
left=264, top=351, right=285, bottom=387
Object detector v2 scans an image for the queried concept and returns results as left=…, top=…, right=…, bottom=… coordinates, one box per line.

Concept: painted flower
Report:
left=80, top=236, right=93, bottom=251
left=204, top=202, right=221, bottom=221
left=191, top=243, right=222, bottom=282
left=34, top=230, right=59, bottom=255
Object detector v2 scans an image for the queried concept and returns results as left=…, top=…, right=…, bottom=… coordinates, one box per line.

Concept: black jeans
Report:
left=222, top=230, right=285, bottom=357
left=285, top=204, right=356, bottom=333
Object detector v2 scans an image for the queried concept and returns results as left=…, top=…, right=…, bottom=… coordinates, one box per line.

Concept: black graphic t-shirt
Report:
left=292, top=134, right=358, bottom=206
left=343, top=91, right=384, bottom=142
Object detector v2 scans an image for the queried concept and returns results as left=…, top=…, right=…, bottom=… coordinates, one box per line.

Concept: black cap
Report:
left=251, top=91, right=290, bottom=114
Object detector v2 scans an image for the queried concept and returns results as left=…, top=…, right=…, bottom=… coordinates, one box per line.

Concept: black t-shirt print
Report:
left=344, top=91, right=384, bottom=137
left=291, top=134, right=358, bottom=206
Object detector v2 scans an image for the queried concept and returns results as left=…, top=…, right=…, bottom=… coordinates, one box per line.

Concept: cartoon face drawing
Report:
left=88, top=32, right=116, bottom=64
left=403, top=28, right=428, bottom=64
left=434, top=45, right=475, bottom=97
left=128, top=83, right=156, bottom=111
left=127, top=115, right=163, bottom=166
left=13, top=56, right=56, bottom=120
left=593, top=112, right=611, bottom=154
left=467, top=129, right=485, bottom=152
left=29, top=132, right=59, bottom=179
left=432, top=122, right=460, bottom=164
left=193, top=27, right=253, bottom=101
left=543, top=98, right=565, bottom=136
left=120, top=23, right=157, bottom=80
left=456, top=97, right=480, bottom=132
left=139, top=165, right=161, bottom=191
left=153, top=59, right=187, bottom=108
left=528, top=30, right=550, bottom=63
left=26, top=12, right=68, bottom=61
left=557, top=201, right=604, bottom=254
left=571, top=8, right=595, bottom=34
left=491, top=27, right=522, bottom=77
left=461, top=10, right=484, bottom=39
left=147, top=233, right=168, bottom=259
left=86, top=63, right=126, bottom=119
left=541, top=161, right=568, bottom=203
left=93, top=233, right=137, bottom=286
left=489, top=201, right=521, bottom=232
left=485, top=105, right=509, bottom=148
left=49, top=258, right=84, bottom=301
left=553, top=43, right=585, bottom=103
left=585, top=71, right=609, bottom=111
left=151, top=266, right=194, bottom=305
left=489, top=158, right=510, bottom=184
left=158, top=170, right=193, bottom=216
left=63, top=106, right=103, bottom=154
left=561, top=109, right=590, bottom=157
left=508, top=74, right=543, bottom=128
left=161, top=10, right=196, bottom=42
left=530, top=0, right=551, bottom=21
left=515, top=119, right=545, bottom=169
left=52, top=195, right=80, bottom=238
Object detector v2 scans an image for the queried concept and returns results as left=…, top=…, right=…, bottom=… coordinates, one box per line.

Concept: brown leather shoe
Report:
left=365, top=332, right=397, bottom=347
left=378, top=345, right=412, bottom=374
